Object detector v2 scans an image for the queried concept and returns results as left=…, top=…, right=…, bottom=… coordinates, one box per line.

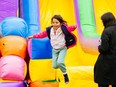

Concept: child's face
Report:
left=51, top=18, right=61, bottom=30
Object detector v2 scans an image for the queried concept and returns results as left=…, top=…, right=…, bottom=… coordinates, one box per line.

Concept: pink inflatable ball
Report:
left=0, top=55, right=27, bottom=81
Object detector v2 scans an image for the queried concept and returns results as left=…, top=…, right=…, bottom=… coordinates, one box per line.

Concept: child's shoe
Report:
left=63, top=73, right=69, bottom=84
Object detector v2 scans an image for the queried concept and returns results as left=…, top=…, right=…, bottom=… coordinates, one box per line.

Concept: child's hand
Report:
left=73, top=25, right=77, bottom=29
left=28, top=36, right=33, bottom=39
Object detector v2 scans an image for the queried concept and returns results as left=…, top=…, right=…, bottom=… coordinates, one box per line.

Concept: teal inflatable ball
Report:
left=1, top=17, right=28, bottom=38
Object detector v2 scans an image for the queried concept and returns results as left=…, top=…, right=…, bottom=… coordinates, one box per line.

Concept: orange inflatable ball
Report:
left=29, top=81, right=59, bottom=87
left=0, top=36, right=27, bottom=59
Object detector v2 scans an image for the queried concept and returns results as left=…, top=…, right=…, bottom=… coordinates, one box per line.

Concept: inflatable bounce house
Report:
left=0, top=0, right=116, bottom=87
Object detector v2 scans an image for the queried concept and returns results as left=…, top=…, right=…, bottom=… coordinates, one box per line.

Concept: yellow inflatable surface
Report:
left=29, top=0, right=116, bottom=87
left=29, top=59, right=56, bottom=81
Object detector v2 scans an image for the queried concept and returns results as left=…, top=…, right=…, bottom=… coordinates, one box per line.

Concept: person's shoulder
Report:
left=61, top=24, right=68, bottom=29
left=104, top=25, right=115, bottom=35
left=46, top=26, right=52, bottom=28
left=46, top=26, right=52, bottom=29
left=106, top=24, right=116, bottom=31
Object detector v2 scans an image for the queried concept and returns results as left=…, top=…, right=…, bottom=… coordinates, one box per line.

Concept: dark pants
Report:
left=98, top=84, right=116, bottom=87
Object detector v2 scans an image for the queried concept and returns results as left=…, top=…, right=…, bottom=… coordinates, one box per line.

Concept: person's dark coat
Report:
left=94, top=12, right=116, bottom=85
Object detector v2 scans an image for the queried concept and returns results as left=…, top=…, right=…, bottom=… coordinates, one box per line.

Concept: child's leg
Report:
left=57, top=46, right=67, bottom=73
left=52, top=49, right=59, bottom=69
left=57, top=46, right=69, bottom=83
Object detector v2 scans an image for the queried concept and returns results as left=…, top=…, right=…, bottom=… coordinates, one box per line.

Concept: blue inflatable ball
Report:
left=1, top=17, right=28, bottom=38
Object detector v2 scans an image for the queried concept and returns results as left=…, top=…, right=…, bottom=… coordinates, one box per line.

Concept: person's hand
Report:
left=99, top=39, right=101, bottom=45
left=99, top=39, right=101, bottom=42
left=73, top=25, right=77, bottom=29
left=28, top=36, right=33, bottom=39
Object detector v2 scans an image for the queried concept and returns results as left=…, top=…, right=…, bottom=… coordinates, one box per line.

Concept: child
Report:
left=28, top=15, right=77, bottom=84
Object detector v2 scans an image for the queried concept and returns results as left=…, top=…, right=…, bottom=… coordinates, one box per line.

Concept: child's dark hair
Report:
left=51, top=15, right=67, bottom=24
